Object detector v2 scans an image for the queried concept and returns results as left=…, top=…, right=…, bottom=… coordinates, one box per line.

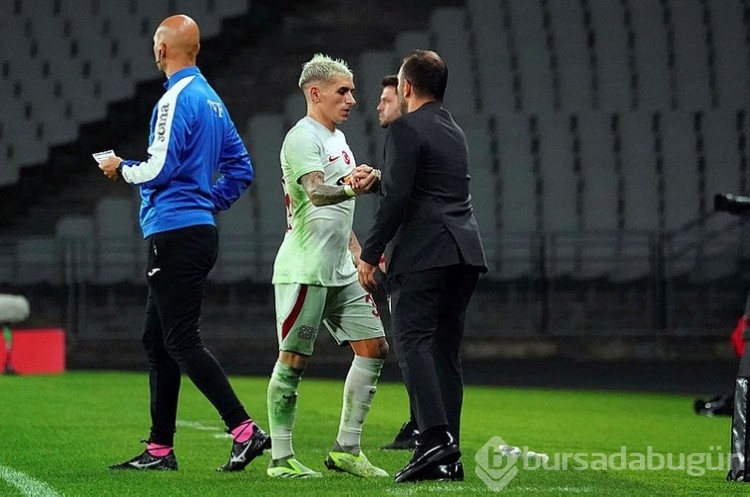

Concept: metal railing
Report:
left=0, top=216, right=747, bottom=338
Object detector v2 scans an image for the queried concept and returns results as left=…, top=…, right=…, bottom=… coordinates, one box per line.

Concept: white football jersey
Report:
left=272, top=116, right=358, bottom=286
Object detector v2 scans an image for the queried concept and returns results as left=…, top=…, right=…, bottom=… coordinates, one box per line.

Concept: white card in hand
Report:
left=92, top=149, right=115, bottom=164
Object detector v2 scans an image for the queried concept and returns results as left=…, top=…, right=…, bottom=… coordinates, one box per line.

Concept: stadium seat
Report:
left=0, top=247, right=14, bottom=283
left=7, top=0, right=750, bottom=337
left=60, top=74, right=107, bottom=124
left=10, top=0, right=55, bottom=19
left=14, top=237, right=61, bottom=284
left=94, top=196, right=142, bottom=284
left=126, top=2, right=172, bottom=79
left=661, top=111, right=700, bottom=233
left=361, top=57, right=394, bottom=169
left=619, top=111, right=660, bottom=232
left=213, top=189, right=256, bottom=283
left=1, top=112, right=48, bottom=169
left=466, top=0, right=515, bottom=115
left=245, top=113, right=286, bottom=281
left=393, top=30, right=432, bottom=59
left=703, top=109, right=742, bottom=211
left=355, top=49, right=396, bottom=172
left=215, top=0, right=249, bottom=18
left=26, top=12, right=70, bottom=62
left=671, top=0, right=712, bottom=110
left=614, top=111, right=659, bottom=280
left=588, top=0, right=630, bottom=112
left=339, top=108, right=370, bottom=165
left=579, top=113, right=618, bottom=232
left=356, top=49, right=398, bottom=113
left=697, top=106, right=744, bottom=279
left=548, top=0, right=592, bottom=113
left=463, top=115, right=497, bottom=273
left=578, top=112, right=618, bottom=278
left=630, top=0, right=672, bottom=111
left=15, top=57, right=64, bottom=111
left=611, top=231, right=655, bottom=282
left=56, top=215, right=96, bottom=282
left=134, top=1, right=170, bottom=26
left=712, top=0, right=750, bottom=107
left=0, top=152, right=19, bottom=186
left=283, top=92, right=306, bottom=128
left=94, top=3, right=146, bottom=99
left=175, top=0, right=221, bottom=36
left=507, top=0, right=555, bottom=114
left=0, top=91, right=41, bottom=174
left=538, top=114, right=577, bottom=233
left=430, top=7, right=478, bottom=122
left=29, top=13, right=110, bottom=124
left=495, top=112, right=536, bottom=279
left=537, top=113, right=577, bottom=276
left=351, top=50, right=398, bottom=243
left=32, top=83, right=77, bottom=146
left=658, top=110, right=700, bottom=277
left=352, top=192, right=378, bottom=247
left=19, top=45, right=81, bottom=146
left=131, top=188, right=149, bottom=271
left=495, top=112, right=536, bottom=232
left=340, top=108, right=376, bottom=238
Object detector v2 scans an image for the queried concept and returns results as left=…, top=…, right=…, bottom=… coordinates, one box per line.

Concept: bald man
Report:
left=101, top=15, right=268, bottom=472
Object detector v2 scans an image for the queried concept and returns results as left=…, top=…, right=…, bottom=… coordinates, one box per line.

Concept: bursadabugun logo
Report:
left=476, top=436, right=731, bottom=492
left=475, top=436, right=520, bottom=491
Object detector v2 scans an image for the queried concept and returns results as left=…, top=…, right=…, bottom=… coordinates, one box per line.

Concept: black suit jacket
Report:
left=361, top=102, right=487, bottom=277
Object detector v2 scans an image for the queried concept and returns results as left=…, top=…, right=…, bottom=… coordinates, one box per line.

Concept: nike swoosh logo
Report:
left=129, top=459, right=164, bottom=469
left=147, top=268, right=161, bottom=277
left=328, top=155, right=340, bottom=162
left=231, top=444, right=252, bottom=463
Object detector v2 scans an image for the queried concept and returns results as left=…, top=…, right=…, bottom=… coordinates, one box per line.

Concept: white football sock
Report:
left=336, top=355, right=384, bottom=452
left=267, top=361, right=302, bottom=460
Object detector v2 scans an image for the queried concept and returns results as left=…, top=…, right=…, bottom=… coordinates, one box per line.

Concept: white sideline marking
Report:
left=511, top=487, right=594, bottom=493
left=384, top=484, right=594, bottom=494
left=384, top=486, right=476, bottom=494
left=176, top=419, right=232, bottom=439
left=176, top=419, right=221, bottom=431
left=0, top=464, right=60, bottom=497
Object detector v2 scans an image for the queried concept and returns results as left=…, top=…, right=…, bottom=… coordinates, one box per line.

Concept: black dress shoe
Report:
left=394, top=431, right=460, bottom=483
left=381, top=419, right=419, bottom=450
left=424, top=461, right=464, bottom=481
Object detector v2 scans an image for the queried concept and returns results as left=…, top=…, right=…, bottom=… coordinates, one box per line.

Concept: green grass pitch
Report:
left=0, top=371, right=740, bottom=496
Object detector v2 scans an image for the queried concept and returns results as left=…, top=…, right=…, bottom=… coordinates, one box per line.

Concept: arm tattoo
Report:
left=299, top=171, right=352, bottom=206
left=349, top=231, right=362, bottom=264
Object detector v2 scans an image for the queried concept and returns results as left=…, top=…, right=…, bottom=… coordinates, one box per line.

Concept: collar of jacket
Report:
left=163, top=66, right=201, bottom=90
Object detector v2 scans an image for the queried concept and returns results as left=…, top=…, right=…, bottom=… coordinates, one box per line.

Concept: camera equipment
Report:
left=714, top=193, right=750, bottom=216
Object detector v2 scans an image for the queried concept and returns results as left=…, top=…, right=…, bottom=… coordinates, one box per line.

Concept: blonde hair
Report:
left=298, top=53, right=353, bottom=89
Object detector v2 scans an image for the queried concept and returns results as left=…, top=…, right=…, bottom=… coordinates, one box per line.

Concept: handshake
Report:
left=714, top=193, right=750, bottom=216
left=344, top=164, right=382, bottom=195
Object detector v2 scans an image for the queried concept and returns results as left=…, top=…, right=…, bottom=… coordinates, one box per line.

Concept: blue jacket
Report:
left=121, top=66, right=253, bottom=238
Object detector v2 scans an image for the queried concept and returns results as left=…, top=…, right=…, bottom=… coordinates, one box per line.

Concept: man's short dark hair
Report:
left=381, top=74, right=398, bottom=89
left=400, top=50, right=447, bottom=101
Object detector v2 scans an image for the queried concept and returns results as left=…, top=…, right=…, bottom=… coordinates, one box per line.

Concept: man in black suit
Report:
left=374, top=74, right=419, bottom=451
left=357, top=50, right=487, bottom=483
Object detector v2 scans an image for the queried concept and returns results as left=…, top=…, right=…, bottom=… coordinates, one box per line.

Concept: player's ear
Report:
left=309, top=86, right=320, bottom=104
left=401, top=79, right=412, bottom=99
left=155, top=42, right=166, bottom=63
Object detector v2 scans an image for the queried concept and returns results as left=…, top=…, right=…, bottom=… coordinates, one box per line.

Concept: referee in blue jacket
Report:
left=100, top=14, right=268, bottom=472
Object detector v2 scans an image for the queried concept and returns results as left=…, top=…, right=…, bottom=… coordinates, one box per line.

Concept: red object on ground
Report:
left=0, top=328, right=66, bottom=374
left=731, top=317, right=745, bottom=358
